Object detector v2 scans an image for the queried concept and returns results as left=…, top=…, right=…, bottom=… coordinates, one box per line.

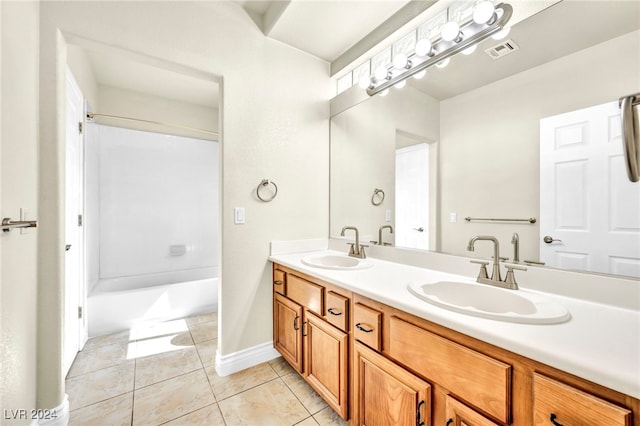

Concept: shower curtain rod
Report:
left=86, top=112, right=219, bottom=138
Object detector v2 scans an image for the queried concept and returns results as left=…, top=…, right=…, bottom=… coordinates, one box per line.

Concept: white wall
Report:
left=95, top=124, right=218, bottom=280
left=67, top=44, right=99, bottom=110
left=0, top=1, right=40, bottom=422
left=36, top=0, right=331, bottom=410
left=439, top=30, right=640, bottom=262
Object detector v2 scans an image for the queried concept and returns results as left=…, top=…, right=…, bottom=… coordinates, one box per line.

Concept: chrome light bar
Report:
left=367, top=3, right=513, bottom=97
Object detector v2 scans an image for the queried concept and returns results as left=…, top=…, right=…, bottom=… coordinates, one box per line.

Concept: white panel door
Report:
left=395, top=143, right=429, bottom=250
left=540, top=101, right=640, bottom=277
left=64, top=69, right=85, bottom=375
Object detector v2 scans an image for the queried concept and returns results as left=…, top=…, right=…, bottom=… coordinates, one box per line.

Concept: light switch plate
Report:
left=386, top=209, right=392, bottom=222
left=234, top=207, right=245, bottom=224
left=449, top=212, right=457, bottom=223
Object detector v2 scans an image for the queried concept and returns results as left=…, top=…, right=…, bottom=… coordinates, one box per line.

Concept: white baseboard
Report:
left=30, top=394, right=69, bottom=426
left=214, top=341, right=280, bottom=377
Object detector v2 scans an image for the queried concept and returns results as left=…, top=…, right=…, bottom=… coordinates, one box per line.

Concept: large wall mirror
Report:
left=330, top=0, right=640, bottom=279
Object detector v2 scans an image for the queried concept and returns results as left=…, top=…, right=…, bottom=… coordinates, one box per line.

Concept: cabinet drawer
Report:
left=533, top=374, right=631, bottom=426
left=353, top=303, right=382, bottom=351
left=273, top=268, right=286, bottom=295
left=388, top=316, right=511, bottom=423
left=325, top=291, right=349, bottom=332
left=287, top=274, right=323, bottom=315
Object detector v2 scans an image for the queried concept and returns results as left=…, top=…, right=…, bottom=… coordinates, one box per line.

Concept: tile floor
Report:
left=66, top=312, right=347, bottom=426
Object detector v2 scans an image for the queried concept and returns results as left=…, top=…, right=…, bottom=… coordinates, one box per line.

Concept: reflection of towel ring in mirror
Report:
left=257, top=179, right=278, bottom=202
left=371, top=188, right=385, bottom=206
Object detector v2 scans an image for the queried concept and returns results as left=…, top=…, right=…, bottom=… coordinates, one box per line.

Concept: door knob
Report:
left=66, top=244, right=72, bottom=251
left=543, top=236, right=562, bottom=244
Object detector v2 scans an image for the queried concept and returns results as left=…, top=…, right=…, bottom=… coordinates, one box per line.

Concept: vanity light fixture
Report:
left=365, top=2, right=513, bottom=97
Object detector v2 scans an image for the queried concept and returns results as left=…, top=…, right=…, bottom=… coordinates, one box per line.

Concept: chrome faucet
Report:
left=467, top=235, right=502, bottom=282
left=341, top=226, right=367, bottom=259
left=467, top=235, right=526, bottom=290
left=511, top=232, right=520, bottom=263
left=378, top=225, right=393, bottom=246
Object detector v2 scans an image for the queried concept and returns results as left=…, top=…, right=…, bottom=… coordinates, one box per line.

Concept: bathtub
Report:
left=88, top=267, right=218, bottom=337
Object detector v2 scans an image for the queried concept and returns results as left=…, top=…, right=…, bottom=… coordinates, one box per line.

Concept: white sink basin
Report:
left=301, top=254, right=373, bottom=270
left=407, top=281, right=570, bottom=324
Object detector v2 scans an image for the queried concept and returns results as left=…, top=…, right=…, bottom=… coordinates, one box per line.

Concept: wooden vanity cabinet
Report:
left=445, top=396, right=500, bottom=426
left=273, top=293, right=303, bottom=372
left=273, top=264, right=640, bottom=426
left=272, top=264, right=351, bottom=420
left=306, top=312, right=349, bottom=419
left=532, top=373, right=632, bottom=426
left=353, top=341, right=431, bottom=426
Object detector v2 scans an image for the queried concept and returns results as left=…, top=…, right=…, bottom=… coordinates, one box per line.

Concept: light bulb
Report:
left=436, top=58, right=450, bottom=68
left=358, top=76, right=371, bottom=89
left=473, top=1, right=495, bottom=24
left=415, top=39, right=433, bottom=57
left=379, top=89, right=389, bottom=97
left=492, top=26, right=511, bottom=40
left=393, top=53, right=410, bottom=70
left=462, top=44, right=477, bottom=55
left=413, top=70, right=426, bottom=80
left=394, top=80, right=407, bottom=89
left=441, top=21, right=461, bottom=42
left=374, top=66, right=389, bottom=82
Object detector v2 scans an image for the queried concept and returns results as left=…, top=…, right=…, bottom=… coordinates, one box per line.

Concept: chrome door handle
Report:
left=413, top=227, right=424, bottom=232
left=543, top=236, right=562, bottom=244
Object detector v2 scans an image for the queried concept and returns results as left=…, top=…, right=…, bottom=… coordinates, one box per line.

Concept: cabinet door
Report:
left=354, top=341, right=431, bottom=426
left=445, top=395, right=499, bottom=426
left=274, top=293, right=303, bottom=373
left=305, top=312, right=349, bottom=420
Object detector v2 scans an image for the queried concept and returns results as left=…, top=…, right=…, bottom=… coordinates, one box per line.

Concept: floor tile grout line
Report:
left=66, top=361, right=129, bottom=381
left=213, top=375, right=284, bottom=403
left=67, top=390, right=134, bottom=414
left=279, top=371, right=328, bottom=418
left=133, top=366, right=208, bottom=392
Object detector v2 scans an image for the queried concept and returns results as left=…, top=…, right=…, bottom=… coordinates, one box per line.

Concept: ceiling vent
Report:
left=485, top=39, right=519, bottom=59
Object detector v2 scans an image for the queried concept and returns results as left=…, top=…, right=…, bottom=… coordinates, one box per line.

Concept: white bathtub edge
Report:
left=214, top=341, right=280, bottom=377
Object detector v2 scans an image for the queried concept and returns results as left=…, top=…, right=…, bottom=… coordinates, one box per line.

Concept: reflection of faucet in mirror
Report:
left=341, top=226, right=367, bottom=259
left=511, top=232, right=520, bottom=263
left=377, top=225, right=393, bottom=246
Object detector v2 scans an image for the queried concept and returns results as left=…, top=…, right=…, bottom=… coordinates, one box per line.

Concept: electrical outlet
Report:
left=449, top=212, right=457, bottom=223
left=386, top=209, right=392, bottom=222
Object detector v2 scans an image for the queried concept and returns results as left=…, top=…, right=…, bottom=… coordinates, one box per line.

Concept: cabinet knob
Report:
left=327, top=308, right=342, bottom=316
left=416, top=400, right=425, bottom=426
left=355, top=323, right=374, bottom=333
left=274, top=280, right=283, bottom=286
left=550, top=413, right=563, bottom=426
left=293, top=315, right=300, bottom=331
left=445, top=419, right=453, bottom=426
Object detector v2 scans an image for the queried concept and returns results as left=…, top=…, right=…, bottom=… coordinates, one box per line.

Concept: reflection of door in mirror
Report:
left=396, top=143, right=429, bottom=250
left=540, top=101, right=640, bottom=278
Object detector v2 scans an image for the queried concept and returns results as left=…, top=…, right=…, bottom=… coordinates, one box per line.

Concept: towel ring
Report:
left=371, top=188, right=385, bottom=206
left=257, top=179, right=278, bottom=202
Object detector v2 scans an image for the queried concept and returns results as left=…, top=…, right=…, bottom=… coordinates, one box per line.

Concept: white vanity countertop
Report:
left=269, top=250, right=640, bottom=399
